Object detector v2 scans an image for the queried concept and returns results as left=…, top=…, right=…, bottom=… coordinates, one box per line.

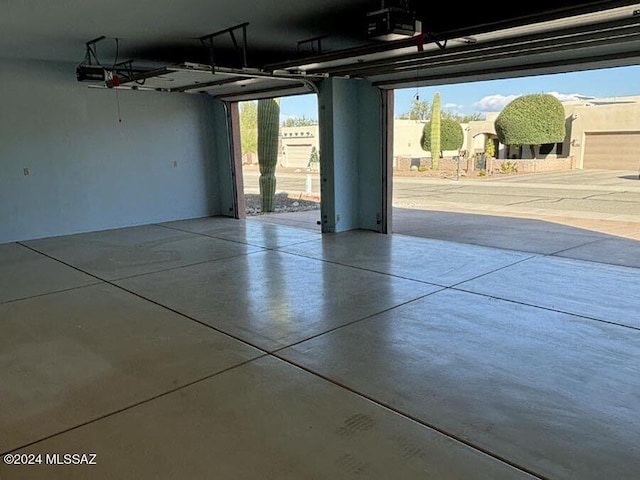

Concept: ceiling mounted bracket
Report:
left=199, top=22, right=250, bottom=72
left=297, top=35, right=328, bottom=55
left=77, top=35, right=156, bottom=86
left=426, top=33, right=448, bottom=50
left=83, top=36, right=107, bottom=65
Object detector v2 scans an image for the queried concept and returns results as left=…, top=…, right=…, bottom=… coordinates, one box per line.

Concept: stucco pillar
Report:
left=317, top=78, right=390, bottom=233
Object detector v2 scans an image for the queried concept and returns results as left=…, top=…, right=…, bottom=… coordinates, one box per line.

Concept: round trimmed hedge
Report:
left=494, top=94, right=565, bottom=146
left=420, top=118, right=464, bottom=153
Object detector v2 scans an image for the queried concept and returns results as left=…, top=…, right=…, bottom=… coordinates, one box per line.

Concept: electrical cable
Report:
left=113, top=38, right=119, bottom=69
left=115, top=87, right=122, bottom=123
left=113, top=37, right=122, bottom=123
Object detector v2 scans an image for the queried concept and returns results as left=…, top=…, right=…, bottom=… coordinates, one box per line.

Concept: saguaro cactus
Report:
left=257, top=98, right=280, bottom=212
left=430, top=92, right=441, bottom=169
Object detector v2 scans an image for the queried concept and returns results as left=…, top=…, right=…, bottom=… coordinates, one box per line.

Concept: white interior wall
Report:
left=0, top=59, right=221, bottom=244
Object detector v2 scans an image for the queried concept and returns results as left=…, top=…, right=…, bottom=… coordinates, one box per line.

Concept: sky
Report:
left=277, top=64, right=640, bottom=121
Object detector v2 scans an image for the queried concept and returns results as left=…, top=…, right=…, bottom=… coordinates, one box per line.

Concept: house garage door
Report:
left=583, top=132, right=640, bottom=170
left=284, top=144, right=313, bottom=169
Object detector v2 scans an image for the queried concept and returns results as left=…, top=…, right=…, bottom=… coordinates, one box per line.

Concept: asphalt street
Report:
left=242, top=168, right=640, bottom=224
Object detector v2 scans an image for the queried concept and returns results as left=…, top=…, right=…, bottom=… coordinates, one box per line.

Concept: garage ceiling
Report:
left=269, top=2, right=640, bottom=89
left=3, top=0, right=640, bottom=93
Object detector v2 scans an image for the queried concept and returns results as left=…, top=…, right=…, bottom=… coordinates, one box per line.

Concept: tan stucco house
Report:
left=279, top=95, right=640, bottom=172
left=464, top=95, right=640, bottom=172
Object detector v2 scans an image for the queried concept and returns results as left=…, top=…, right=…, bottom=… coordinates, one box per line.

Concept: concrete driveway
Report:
left=390, top=169, right=640, bottom=268
left=486, top=169, right=640, bottom=186
left=392, top=169, right=640, bottom=224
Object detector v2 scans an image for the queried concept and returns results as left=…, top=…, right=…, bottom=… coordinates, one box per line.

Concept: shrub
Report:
left=485, top=138, right=495, bottom=158
left=308, top=146, right=319, bottom=167
left=494, top=94, right=565, bottom=157
left=500, top=160, right=518, bottom=174
left=421, top=119, right=464, bottom=153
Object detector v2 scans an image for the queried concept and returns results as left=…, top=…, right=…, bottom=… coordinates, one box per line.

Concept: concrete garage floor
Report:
left=252, top=206, right=640, bottom=268
left=251, top=169, right=640, bottom=269
left=1, top=216, right=640, bottom=479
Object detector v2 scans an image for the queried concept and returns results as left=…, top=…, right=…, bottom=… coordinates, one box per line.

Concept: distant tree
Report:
left=442, top=111, right=485, bottom=122
left=494, top=93, right=565, bottom=158
left=239, top=101, right=257, bottom=154
left=281, top=115, right=317, bottom=127
left=398, top=98, right=430, bottom=121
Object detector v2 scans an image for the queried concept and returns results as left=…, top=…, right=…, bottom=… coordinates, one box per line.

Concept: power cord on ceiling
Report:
left=414, top=62, right=420, bottom=102
left=112, top=37, right=119, bottom=70
left=413, top=31, right=424, bottom=102
left=114, top=87, right=123, bottom=124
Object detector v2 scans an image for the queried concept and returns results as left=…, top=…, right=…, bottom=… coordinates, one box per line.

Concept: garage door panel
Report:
left=583, top=132, right=640, bottom=170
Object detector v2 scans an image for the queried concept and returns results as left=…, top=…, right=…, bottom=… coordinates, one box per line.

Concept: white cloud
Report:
left=473, top=91, right=596, bottom=112
left=546, top=91, right=596, bottom=102
left=473, top=94, right=520, bottom=111
left=443, top=103, right=463, bottom=110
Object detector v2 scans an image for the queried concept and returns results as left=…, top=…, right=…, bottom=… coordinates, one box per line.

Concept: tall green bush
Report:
left=430, top=92, right=441, bottom=169
left=257, top=98, right=280, bottom=212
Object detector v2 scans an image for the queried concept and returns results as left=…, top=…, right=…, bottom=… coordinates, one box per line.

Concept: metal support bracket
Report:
left=199, top=22, right=250, bottom=71
left=83, top=36, right=107, bottom=65
left=297, top=35, right=328, bottom=55
left=425, top=33, right=447, bottom=50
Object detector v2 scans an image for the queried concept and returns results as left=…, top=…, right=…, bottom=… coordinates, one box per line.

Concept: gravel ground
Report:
left=244, top=193, right=320, bottom=216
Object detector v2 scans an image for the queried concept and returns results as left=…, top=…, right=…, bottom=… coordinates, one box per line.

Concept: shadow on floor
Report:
left=249, top=207, right=640, bottom=269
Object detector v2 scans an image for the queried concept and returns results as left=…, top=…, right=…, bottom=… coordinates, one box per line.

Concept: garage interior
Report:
left=1, top=1, right=640, bottom=479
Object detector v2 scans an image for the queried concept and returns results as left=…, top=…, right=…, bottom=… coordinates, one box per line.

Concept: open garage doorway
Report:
left=235, top=94, right=321, bottom=231
left=389, top=65, right=640, bottom=268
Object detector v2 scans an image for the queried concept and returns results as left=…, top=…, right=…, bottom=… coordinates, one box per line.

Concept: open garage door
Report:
left=99, top=63, right=317, bottom=101
left=583, top=132, right=640, bottom=170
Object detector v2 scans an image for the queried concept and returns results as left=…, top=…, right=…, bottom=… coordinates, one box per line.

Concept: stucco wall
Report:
left=393, top=119, right=425, bottom=158
left=565, top=100, right=640, bottom=167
